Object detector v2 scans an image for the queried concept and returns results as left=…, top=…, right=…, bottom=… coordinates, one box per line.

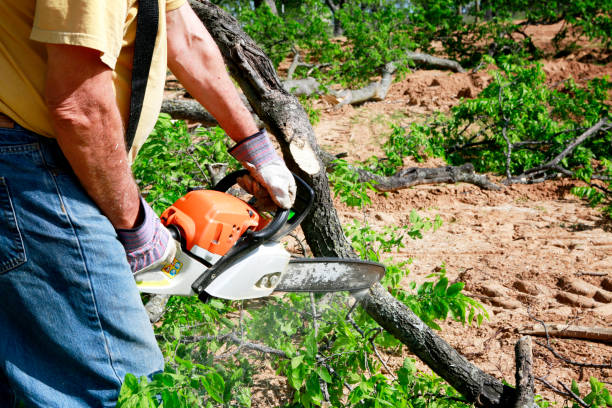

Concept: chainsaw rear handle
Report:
left=192, top=170, right=314, bottom=301
left=211, top=169, right=314, bottom=242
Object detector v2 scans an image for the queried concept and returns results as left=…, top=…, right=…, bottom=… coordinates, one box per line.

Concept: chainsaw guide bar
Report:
left=275, top=258, right=385, bottom=293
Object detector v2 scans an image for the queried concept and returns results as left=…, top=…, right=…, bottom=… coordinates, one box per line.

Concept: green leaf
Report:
left=434, top=277, right=449, bottom=297
left=317, top=367, right=333, bottom=383
left=201, top=372, right=225, bottom=404
left=446, top=282, right=465, bottom=297
left=571, top=379, right=580, bottom=396
left=291, top=355, right=304, bottom=370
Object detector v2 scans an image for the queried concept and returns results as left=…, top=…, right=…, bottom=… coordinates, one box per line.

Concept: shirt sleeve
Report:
left=30, top=0, right=126, bottom=70
left=166, top=0, right=187, bottom=11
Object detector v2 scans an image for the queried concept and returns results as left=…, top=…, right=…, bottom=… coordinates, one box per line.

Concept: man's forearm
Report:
left=166, top=3, right=258, bottom=143
left=45, top=44, right=141, bottom=230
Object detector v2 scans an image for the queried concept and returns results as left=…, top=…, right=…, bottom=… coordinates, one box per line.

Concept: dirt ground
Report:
left=308, top=28, right=612, bottom=403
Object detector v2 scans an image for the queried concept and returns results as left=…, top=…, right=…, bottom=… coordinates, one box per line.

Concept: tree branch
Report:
left=320, top=150, right=501, bottom=191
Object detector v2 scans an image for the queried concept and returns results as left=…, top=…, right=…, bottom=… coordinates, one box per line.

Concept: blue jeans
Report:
left=0, top=125, right=164, bottom=407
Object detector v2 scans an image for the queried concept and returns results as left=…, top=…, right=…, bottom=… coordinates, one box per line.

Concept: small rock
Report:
left=374, top=212, right=395, bottom=225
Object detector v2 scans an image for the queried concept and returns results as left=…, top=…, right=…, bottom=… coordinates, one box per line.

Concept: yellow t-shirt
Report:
left=0, top=0, right=185, bottom=160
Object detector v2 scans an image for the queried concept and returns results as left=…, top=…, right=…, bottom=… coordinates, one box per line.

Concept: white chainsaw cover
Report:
left=205, top=242, right=290, bottom=300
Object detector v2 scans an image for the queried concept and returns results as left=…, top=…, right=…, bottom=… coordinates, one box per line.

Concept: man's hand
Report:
left=117, top=198, right=177, bottom=274
left=229, top=129, right=296, bottom=209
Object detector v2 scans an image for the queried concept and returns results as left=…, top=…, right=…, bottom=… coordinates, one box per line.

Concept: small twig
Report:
left=346, top=311, right=365, bottom=336
left=368, top=328, right=396, bottom=379
left=528, top=308, right=612, bottom=368
left=179, top=333, right=288, bottom=358
left=575, top=271, right=608, bottom=277
left=558, top=381, right=590, bottom=408
left=316, top=355, right=353, bottom=392
left=536, top=377, right=590, bottom=408
left=185, top=148, right=210, bottom=185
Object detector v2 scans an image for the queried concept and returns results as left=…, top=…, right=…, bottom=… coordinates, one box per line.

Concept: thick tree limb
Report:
left=508, top=118, right=611, bottom=184
left=358, top=284, right=514, bottom=406
left=189, top=0, right=353, bottom=259
left=406, top=52, right=466, bottom=73
left=283, top=62, right=397, bottom=106
left=161, top=98, right=264, bottom=127
left=161, top=98, right=218, bottom=125
left=320, top=150, right=502, bottom=191
left=190, top=2, right=515, bottom=406
left=519, top=324, right=612, bottom=344
left=514, top=336, right=536, bottom=408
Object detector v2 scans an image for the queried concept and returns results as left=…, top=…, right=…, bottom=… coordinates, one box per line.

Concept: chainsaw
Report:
left=135, top=170, right=385, bottom=302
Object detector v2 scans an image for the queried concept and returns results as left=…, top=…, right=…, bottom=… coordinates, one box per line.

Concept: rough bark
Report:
left=189, top=1, right=516, bottom=406
left=356, top=164, right=501, bottom=191
left=189, top=0, right=353, bottom=258
left=514, top=336, right=536, bottom=408
left=406, top=52, right=466, bottom=73
left=161, top=98, right=264, bottom=128
left=161, top=99, right=218, bottom=125
left=320, top=150, right=501, bottom=191
left=358, top=284, right=514, bottom=406
left=144, top=294, right=170, bottom=323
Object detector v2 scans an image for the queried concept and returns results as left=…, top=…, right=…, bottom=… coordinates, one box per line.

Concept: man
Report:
left=0, top=0, right=295, bottom=406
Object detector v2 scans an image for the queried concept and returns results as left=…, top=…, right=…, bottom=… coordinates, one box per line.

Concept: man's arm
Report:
left=45, top=44, right=141, bottom=229
left=166, top=3, right=258, bottom=143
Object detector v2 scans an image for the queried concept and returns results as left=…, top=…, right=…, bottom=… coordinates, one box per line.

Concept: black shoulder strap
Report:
left=125, top=0, right=160, bottom=152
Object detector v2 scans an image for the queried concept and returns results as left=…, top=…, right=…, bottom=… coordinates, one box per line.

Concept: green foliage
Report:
left=132, top=114, right=240, bottom=214
left=328, top=159, right=377, bottom=208
left=569, top=377, right=612, bottom=408
left=391, top=61, right=610, bottom=178
left=572, top=158, right=612, bottom=219
left=299, top=94, right=321, bottom=126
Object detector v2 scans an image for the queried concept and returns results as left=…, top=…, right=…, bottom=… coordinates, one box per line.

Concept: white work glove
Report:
left=229, top=129, right=296, bottom=209
left=117, top=197, right=177, bottom=274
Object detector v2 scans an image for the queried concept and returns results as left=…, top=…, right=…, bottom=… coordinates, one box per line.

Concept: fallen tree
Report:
left=320, top=150, right=502, bottom=191
left=188, top=0, right=525, bottom=405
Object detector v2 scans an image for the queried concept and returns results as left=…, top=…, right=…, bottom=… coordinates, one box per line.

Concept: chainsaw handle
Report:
left=211, top=169, right=314, bottom=242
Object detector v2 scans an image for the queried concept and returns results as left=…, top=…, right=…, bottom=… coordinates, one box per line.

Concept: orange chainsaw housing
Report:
left=160, top=190, right=260, bottom=256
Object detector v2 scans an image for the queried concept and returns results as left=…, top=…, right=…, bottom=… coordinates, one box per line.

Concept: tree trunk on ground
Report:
left=189, top=1, right=518, bottom=405
left=320, top=150, right=501, bottom=191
